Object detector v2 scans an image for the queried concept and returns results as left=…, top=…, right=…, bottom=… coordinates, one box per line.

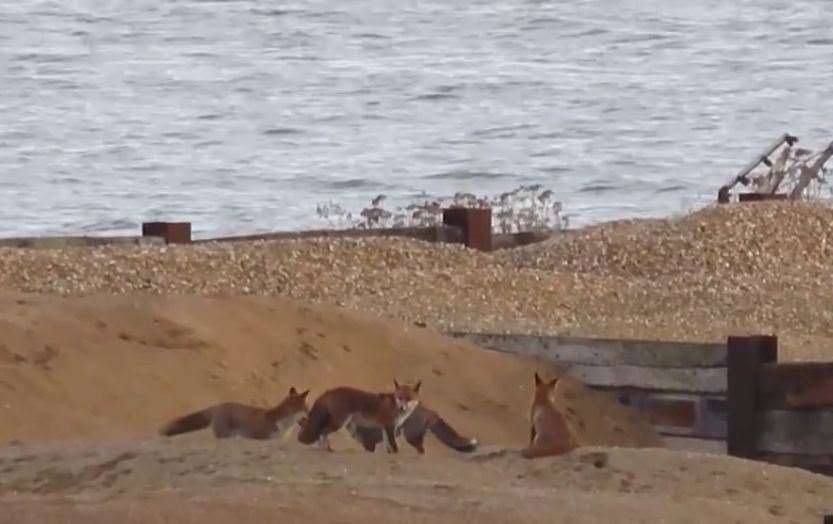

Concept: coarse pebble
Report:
left=2, top=201, right=832, bottom=360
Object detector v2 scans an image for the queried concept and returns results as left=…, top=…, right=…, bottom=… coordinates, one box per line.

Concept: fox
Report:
left=521, top=373, right=576, bottom=459
left=159, top=387, right=310, bottom=440
left=345, top=403, right=478, bottom=454
left=297, top=380, right=421, bottom=453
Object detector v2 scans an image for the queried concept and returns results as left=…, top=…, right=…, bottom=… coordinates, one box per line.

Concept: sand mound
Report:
left=0, top=292, right=659, bottom=449
left=2, top=440, right=832, bottom=523
left=550, top=376, right=658, bottom=448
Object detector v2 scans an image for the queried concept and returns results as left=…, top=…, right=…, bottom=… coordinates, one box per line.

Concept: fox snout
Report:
left=396, top=399, right=419, bottom=412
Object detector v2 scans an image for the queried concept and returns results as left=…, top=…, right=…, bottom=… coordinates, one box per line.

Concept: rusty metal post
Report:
left=727, top=335, right=778, bottom=459
left=442, top=208, right=492, bottom=252
left=142, top=222, right=192, bottom=244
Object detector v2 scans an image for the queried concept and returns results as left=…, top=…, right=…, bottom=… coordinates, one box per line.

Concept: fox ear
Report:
left=414, top=380, right=421, bottom=393
left=394, top=379, right=400, bottom=389
left=289, top=387, right=298, bottom=396
left=534, top=373, right=542, bottom=386
left=300, top=389, right=309, bottom=400
left=549, top=377, right=558, bottom=388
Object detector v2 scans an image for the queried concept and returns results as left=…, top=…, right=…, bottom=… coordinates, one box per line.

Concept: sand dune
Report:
left=0, top=292, right=658, bottom=449
left=2, top=291, right=832, bottom=522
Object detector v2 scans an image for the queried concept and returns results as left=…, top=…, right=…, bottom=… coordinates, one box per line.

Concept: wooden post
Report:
left=737, top=193, right=788, bottom=202
left=142, top=222, right=192, bottom=244
left=442, top=208, right=492, bottom=252
left=727, top=335, right=778, bottom=458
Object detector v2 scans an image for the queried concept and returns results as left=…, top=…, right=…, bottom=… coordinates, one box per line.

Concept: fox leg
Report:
left=318, top=433, right=333, bottom=452
left=382, top=425, right=398, bottom=453
left=529, top=425, right=537, bottom=446
left=405, top=430, right=425, bottom=454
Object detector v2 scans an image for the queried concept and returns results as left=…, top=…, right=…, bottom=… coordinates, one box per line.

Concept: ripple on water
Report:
left=263, top=128, right=305, bottom=136
left=423, top=171, right=516, bottom=181
left=1, top=0, right=831, bottom=237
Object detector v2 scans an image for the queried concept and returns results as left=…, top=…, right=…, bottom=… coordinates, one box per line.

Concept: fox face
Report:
left=533, top=373, right=558, bottom=405
left=393, top=379, right=421, bottom=414
left=287, top=386, right=311, bottom=416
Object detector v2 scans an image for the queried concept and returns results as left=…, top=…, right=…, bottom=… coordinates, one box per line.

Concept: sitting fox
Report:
left=159, top=387, right=310, bottom=440
left=297, top=380, right=421, bottom=453
left=522, top=373, right=576, bottom=459
left=346, top=404, right=477, bottom=453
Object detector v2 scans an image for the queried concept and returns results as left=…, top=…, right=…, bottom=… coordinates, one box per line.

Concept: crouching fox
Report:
left=346, top=404, right=477, bottom=454
left=159, top=387, right=310, bottom=440
left=297, top=380, right=421, bottom=453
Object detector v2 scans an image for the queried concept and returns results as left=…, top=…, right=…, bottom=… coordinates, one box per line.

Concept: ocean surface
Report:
left=1, top=0, right=831, bottom=238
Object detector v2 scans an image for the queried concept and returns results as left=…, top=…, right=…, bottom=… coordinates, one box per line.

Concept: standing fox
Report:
left=346, top=404, right=477, bottom=454
left=522, top=373, right=576, bottom=459
left=297, top=380, right=421, bottom=453
left=159, top=387, right=310, bottom=440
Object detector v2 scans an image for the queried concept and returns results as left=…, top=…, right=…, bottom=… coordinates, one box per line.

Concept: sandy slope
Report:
left=0, top=292, right=657, bottom=448
left=1, top=440, right=832, bottom=523
left=2, top=291, right=832, bottom=522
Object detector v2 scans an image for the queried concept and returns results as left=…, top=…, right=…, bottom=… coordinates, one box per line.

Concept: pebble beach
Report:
left=2, top=201, right=831, bottom=359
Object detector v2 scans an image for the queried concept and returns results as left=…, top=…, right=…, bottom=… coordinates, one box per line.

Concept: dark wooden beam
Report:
left=727, top=335, right=777, bottom=458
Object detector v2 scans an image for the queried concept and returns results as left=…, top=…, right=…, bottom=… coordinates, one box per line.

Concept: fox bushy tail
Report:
left=159, top=409, right=213, bottom=436
left=430, top=416, right=478, bottom=452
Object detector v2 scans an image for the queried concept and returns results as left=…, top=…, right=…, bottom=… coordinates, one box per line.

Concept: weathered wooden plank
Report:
left=447, top=332, right=727, bottom=368
left=727, top=335, right=778, bottom=459
left=193, top=225, right=464, bottom=245
left=643, top=398, right=697, bottom=428
left=758, top=362, right=833, bottom=409
left=0, top=236, right=164, bottom=249
left=664, top=436, right=727, bottom=455
left=603, top=388, right=727, bottom=439
left=760, top=451, right=833, bottom=469
left=562, top=364, right=726, bottom=393
left=757, top=410, right=833, bottom=455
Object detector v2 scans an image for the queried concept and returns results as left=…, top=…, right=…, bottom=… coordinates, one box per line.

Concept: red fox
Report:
left=521, top=373, right=576, bottom=459
left=345, top=404, right=478, bottom=454
left=297, top=380, right=421, bottom=453
left=159, top=387, right=310, bottom=440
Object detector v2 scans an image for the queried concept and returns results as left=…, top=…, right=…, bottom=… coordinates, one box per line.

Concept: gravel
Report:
left=2, top=201, right=833, bottom=358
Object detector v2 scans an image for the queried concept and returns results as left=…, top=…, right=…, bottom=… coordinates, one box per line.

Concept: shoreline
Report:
left=1, top=200, right=832, bottom=359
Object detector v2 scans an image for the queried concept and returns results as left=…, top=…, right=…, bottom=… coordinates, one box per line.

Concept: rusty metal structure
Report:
left=718, top=133, right=833, bottom=203
left=718, top=133, right=798, bottom=203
